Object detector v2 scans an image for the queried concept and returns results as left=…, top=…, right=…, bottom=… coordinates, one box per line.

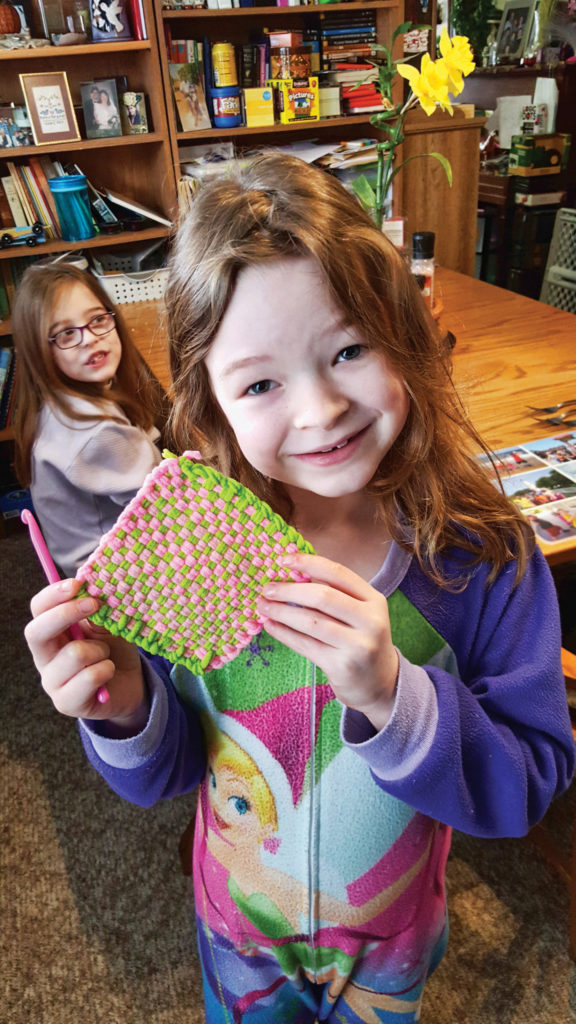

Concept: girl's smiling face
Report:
left=205, top=257, right=409, bottom=503
left=48, top=280, right=122, bottom=385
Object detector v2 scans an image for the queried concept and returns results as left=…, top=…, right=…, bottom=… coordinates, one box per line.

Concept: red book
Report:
left=29, top=157, right=61, bottom=235
left=127, top=0, right=144, bottom=39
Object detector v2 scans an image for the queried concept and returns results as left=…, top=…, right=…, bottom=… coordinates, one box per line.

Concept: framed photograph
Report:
left=89, top=0, right=133, bottom=41
left=19, top=72, right=80, bottom=146
left=495, top=0, right=537, bottom=63
left=119, top=91, right=149, bottom=135
left=0, top=105, right=33, bottom=148
left=81, top=79, right=122, bottom=140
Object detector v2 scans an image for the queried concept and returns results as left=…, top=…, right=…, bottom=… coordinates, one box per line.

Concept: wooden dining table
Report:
left=123, top=267, right=576, bottom=563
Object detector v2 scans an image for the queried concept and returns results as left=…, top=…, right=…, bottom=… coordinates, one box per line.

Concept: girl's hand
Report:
left=258, top=553, right=399, bottom=731
left=24, top=578, right=149, bottom=736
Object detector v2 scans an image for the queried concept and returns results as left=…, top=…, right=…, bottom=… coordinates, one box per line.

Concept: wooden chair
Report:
left=529, top=647, right=576, bottom=960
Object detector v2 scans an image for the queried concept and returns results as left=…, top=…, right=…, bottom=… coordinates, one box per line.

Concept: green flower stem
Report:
left=374, top=95, right=415, bottom=228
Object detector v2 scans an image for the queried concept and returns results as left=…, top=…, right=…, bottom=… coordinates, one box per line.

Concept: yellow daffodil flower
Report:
left=436, top=27, right=476, bottom=95
left=397, top=53, right=453, bottom=116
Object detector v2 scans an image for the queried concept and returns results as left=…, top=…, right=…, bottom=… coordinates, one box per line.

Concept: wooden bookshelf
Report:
left=154, top=0, right=481, bottom=276
left=154, top=0, right=405, bottom=173
left=0, top=0, right=178, bottom=273
left=0, top=0, right=178, bottom=454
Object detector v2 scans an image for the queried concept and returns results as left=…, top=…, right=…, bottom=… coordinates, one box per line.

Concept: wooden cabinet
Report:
left=395, top=108, right=486, bottom=275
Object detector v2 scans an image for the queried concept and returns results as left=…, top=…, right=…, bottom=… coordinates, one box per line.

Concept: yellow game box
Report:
left=243, top=86, right=275, bottom=127
left=272, top=76, right=319, bottom=124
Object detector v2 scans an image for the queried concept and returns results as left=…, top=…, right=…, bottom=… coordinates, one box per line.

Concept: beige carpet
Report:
left=2, top=523, right=576, bottom=1024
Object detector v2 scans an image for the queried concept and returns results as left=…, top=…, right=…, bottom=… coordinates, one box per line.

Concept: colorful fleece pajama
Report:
left=80, top=542, right=575, bottom=1023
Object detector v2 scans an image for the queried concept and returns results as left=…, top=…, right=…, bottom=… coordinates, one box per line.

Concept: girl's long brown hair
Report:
left=165, top=152, right=533, bottom=589
left=13, top=263, right=169, bottom=487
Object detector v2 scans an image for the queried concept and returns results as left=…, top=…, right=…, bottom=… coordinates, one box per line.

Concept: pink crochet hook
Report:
left=21, top=509, right=109, bottom=705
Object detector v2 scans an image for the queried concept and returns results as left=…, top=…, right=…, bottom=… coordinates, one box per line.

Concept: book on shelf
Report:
left=20, top=165, right=58, bottom=239
left=0, top=348, right=11, bottom=393
left=98, top=187, right=173, bottom=227
left=0, top=262, right=15, bottom=310
left=61, top=162, right=118, bottom=226
left=0, top=347, right=16, bottom=430
left=29, top=156, right=62, bottom=231
left=5, top=163, right=36, bottom=227
left=127, top=0, right=146, bottom=41
left=2, top=359, right=17, bottom=429
left=168, top=58, right=212, bottom=132
left=0, top=180, right=16, bottom=229
left=0, top=275, right=10, bottom=320
left=239, top=43, right=260, bottom=88
left=0, top=176, right=26, bottom=227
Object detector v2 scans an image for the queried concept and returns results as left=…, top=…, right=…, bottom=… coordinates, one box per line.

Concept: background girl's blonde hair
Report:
left=12, top=262, right=168, bottom=487
left=165, top=151, right=533, bottom=588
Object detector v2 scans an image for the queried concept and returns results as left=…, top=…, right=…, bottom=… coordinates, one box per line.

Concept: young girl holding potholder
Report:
left=24, top=154, right=574, bottom=1023
left=13, top=263, right=166, bottom=577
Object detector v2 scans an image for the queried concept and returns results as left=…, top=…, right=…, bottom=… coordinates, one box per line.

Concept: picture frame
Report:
left=119, top=90, right=149, bottom=135
left=495, top=0, right=537, bottom=63
left=19, top=72, right=80, bottom=146
left=0, top=106, right=34, bottom=148
left=168, top=63, right=212, bottom=132
left=89, top=0, right=133, bottom=42
left=81, top=78, right=123, bottom=140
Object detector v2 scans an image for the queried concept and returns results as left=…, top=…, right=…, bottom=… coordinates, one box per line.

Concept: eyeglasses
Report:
left=48, top=311, right=117, bottom=351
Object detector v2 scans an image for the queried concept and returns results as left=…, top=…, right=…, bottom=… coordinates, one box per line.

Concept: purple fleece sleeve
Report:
left=343, top=548, right=575, bottom=838
left=79, top=656, right=206, bottom=807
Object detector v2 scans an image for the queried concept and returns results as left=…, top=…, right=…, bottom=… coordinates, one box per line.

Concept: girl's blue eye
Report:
left=229, top=796, right=250, bottom=815
left=336, top=344, right=363, bottom=362
left=209, top=768, right=216, bottom=789
left=246, top=380, right=275, bottom=396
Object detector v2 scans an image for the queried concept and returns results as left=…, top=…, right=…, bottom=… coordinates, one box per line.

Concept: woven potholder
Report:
left=76, top=451, right=314, bottom=673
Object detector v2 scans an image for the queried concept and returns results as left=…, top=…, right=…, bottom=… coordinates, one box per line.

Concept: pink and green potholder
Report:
left=76, top=451, right=314, bottom=673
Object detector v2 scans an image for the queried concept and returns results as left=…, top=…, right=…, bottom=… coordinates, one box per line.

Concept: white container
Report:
left=90, top=257, right=169, bottom=304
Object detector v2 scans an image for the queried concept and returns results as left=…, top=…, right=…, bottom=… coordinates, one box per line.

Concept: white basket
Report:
left=95, top=239, right=167, bottom=273
left=540, top=208, right=576, bottom=310
left=90, top=264, right=169, bottom=304
left=541, top=272, right=576, bottom=315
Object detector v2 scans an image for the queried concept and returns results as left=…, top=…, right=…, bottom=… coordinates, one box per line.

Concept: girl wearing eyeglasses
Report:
left=12, top=263, right=167, bottom=577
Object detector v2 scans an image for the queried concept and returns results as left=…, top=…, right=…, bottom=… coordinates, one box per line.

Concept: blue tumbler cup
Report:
left=48, top=175, right=96, bottom=242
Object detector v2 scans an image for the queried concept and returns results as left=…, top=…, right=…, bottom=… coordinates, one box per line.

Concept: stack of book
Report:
left=341, top=80, right=385, bottom=115
left=319, top=10, right=379, bottom=68
left=0, top=157, right=64, bottom=239
left=0, top=159, right=170, bottom=237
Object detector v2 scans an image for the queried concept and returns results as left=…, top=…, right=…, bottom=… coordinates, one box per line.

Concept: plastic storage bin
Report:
left=48, top=175, right=96, bottom=242
left=540, top=208, right=576, bottom=312
left=91, top=255, right=169, bottom=304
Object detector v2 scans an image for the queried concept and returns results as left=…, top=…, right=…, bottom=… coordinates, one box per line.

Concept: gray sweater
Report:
left=31, top=395, right=161, bottom=577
